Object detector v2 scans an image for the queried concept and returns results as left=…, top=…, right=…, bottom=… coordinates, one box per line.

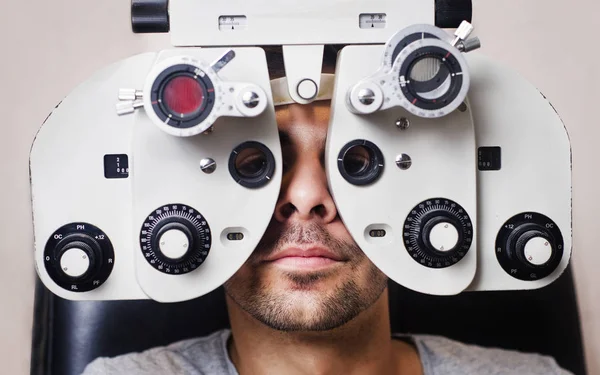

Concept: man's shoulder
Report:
left=408, top=334, right=573, bottom=375
left=81, top=329, right=234, bottom=375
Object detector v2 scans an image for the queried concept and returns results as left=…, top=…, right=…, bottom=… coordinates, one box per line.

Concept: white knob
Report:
left=297, top=79, right=318, bottom=100
left=116, top=99, right=144, bottom=116
left=159, top=229, right=190, bottom=260
left=60, top=248, right=90, bottom=278
left=523, top=237, right=553, bottom=266
left=429, top=222, right=459, bottom=252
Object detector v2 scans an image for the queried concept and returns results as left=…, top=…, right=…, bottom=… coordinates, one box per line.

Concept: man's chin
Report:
left=259, top=261, right=347, bottom=290
left=240, top=287, right=362, bottom=332
left=282, top=270, right=339, bottom=290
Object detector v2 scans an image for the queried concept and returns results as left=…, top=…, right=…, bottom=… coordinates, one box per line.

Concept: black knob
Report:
left=512, top=226, right=555, bottom=268
left=44, top=223, right=115, bottom=292
left=496, top=212, right=564, bottom=281
left=435, top=0, right=473, bottom=28
left=132, top=0, right=169, bottom=34
left=403, top=198, right=473, bottom=269
left=140, top=204, right=212, bottom=275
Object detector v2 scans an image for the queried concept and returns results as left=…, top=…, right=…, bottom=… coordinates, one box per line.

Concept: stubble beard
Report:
left=223, top=221, right=388, bottom=332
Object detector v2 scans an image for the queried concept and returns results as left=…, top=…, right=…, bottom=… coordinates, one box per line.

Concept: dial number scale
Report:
left=140, top=204, right=212, bottom=275
left=403, top=198, right=473, bottom=268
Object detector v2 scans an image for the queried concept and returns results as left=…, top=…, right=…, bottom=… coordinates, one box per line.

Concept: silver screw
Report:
left=242, top=91, right=260, bottom=109
left=458, top=102, right=468, bottom=112
left=358, top=88, right=376, bottom=105
left=457, top=37, right=482, bottom=53
left=396, top=154, right=412, bottom=170
left=203, top=126, right=214, bottom=135
left=200, top=158, right=217, bottom=174
left=396, top=117, right=410, bottom=130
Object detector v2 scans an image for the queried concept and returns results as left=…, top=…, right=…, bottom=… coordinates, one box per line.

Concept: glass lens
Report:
left=408, top=56, right=451, bottom=100
left=343, top=145, right=372, bottom=177
left=163, top=76, right=205, bottom=115
left=235, top=147, right=267, bottom=178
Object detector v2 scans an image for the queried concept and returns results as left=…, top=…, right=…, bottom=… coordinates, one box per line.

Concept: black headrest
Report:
left=30, top=266, right=587, bottom=375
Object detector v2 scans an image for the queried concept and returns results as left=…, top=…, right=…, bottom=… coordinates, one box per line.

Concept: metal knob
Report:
left=131, top=0, right=170, bottom=34
left=457, top=37, right=482, bottom=53
left=358, top=89, right=376, bottom=106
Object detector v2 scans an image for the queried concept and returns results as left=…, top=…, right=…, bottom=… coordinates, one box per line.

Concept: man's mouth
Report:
left=264, top=246, right=346, bottom=271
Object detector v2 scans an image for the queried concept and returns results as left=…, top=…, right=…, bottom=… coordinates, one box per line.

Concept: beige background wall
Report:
left=0, top=0, right=598, bottom=374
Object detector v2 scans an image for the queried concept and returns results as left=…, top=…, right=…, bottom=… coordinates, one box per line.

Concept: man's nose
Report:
left=274, top=157, right=337, bottom=223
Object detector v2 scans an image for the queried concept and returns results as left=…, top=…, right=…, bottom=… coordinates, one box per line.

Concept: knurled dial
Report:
left=403, top=198, right=473, bottom=268
left=496, top=212, right=563, bottom=281
left=140, top=204, right=211, bottom=275
left=44, top=223, right=115, bottom=292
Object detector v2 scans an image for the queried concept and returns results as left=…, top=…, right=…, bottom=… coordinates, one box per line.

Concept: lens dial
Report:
left=150, top=64, right=216, bottom=130
left=403, top=198, right=473, bottom=268
left=397, top=43, right=464, bottom=112
left=140, top=204, right=211, bottom=275
left=383, top=24, right=470, bottom=117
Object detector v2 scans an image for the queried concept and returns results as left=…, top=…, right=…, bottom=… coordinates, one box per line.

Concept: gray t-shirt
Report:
left=81, top=329, right=572, bottom=375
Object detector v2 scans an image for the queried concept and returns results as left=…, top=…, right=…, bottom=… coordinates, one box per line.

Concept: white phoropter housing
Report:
left=328, top=23, right=571, bottom=295
left=30, top=47, right=282, bottom=302
left=327, top=24, right=479, bottom=295
left=29, top=0, right=572, bottom=301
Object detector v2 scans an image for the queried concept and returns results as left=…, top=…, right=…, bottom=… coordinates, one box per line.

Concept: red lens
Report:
left=163, top=76, right=205, bottom=115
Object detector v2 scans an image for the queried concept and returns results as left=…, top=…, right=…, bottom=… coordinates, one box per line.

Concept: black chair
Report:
left=30, top=266, right=587, bottom=375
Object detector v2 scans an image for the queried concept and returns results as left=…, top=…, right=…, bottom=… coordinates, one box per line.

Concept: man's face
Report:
left=224, top=101, right=388, bottom=331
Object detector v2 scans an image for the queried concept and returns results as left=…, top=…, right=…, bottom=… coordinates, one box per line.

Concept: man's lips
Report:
left=264, top=246, right=345, bottom=262
left=262, top=246, right=347, bottom=272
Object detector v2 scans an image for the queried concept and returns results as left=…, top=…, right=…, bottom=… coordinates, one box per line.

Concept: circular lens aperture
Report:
left=408, top=55, right=451, bottom=100
left=395, top=39, right=469, bottom=116
left=338, top=140, right=384, bottom=186
left=409, top=56, right=442, bottom=82
left=343, top=145, right=372, bottom=177
left=163, top=75, right=205, bottom=116
left=235, top=147, right=268, bottom=179
left=229, top=141, right=276, bottom=188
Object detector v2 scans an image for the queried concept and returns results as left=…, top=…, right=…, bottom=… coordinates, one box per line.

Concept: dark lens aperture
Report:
left=338, top=140, right=384, bottom=186
left=343, top=145, right=372, bottom=177
left=235, top=147, right=268, bottom=178
left=229, top=141, right=276, bottom=189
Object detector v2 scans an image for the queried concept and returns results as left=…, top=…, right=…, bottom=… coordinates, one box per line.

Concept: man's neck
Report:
left=225, top=293, right=423, bottom=375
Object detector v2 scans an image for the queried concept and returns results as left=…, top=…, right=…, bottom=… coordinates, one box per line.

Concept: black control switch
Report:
left=435, top=0, right=473, bottom=28
left=132, top=0, right=170, bottom=34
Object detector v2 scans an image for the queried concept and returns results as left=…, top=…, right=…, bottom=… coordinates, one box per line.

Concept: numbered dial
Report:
left=496, top=212, right=564, bottom=281
left=386, top=24, right=468, bottom=116
left=140, top=204, right=211, bottom=275
left=44, top=223, right=114, bottom=292
left=396, top=42, right=465, bottom=112
left=403, top=198, right=473, bottom=268
left=150, top=64, right=216, bottom=131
